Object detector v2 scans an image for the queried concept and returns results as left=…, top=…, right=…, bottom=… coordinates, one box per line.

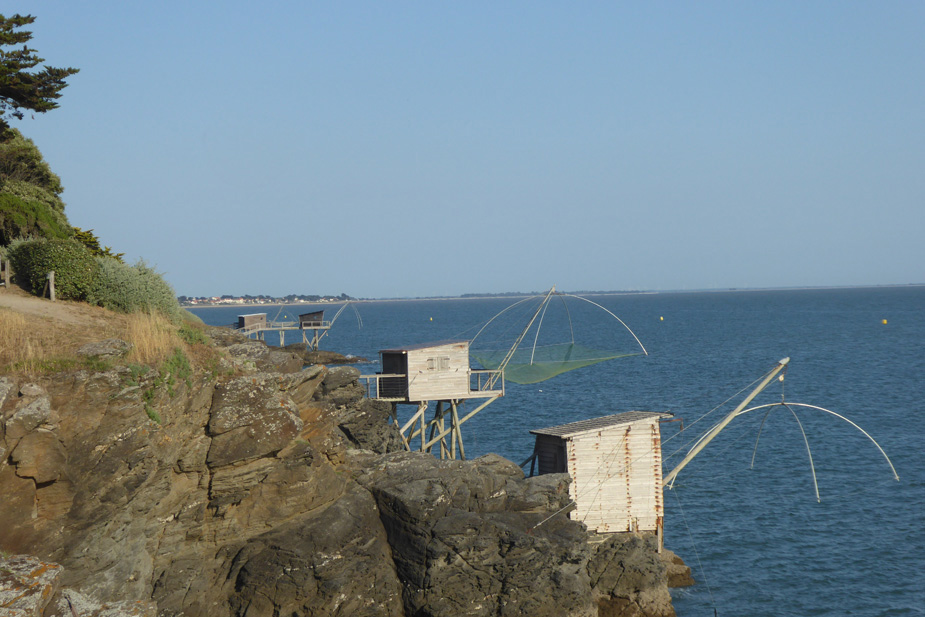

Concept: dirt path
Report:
left=0, top=285, right=109, bottom=327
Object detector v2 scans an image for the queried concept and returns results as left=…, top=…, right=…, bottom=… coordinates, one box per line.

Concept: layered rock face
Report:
left=0, top=329, right=683, bottom=616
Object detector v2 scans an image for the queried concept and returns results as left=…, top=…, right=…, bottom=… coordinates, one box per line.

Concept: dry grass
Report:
left=124, top=311, right=183, bottom=366
left=0, top=306, right=102, bottom=374
left=0, top=309, right=43, bottom=370
left=0, top=291, right=219, bottom=376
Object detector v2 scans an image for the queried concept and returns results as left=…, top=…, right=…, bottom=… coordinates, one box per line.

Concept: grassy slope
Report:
left=0, top=283, right=213, bottom=376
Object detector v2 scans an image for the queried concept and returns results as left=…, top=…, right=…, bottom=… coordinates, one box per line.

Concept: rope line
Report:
left=659, top=366, right=785, bottom=465
left=672, top=489, right=718, bottom=614
left=528, top=365, right=790, bottom=532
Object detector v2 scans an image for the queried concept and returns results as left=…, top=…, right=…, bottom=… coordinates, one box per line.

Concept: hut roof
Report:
left=380, top=340, right=469, bottom=353
left=530, top=411, right=672, bottom=439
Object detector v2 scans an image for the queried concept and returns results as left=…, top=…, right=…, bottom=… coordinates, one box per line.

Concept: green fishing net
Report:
left=472, top=342, right=640, bottom=385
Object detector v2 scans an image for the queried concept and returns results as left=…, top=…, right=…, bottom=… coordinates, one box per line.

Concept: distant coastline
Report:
left=180, top=283, right=924, bottom=308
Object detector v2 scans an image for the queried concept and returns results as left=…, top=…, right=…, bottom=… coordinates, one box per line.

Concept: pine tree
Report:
left=0, top=14, right=78, bottom=130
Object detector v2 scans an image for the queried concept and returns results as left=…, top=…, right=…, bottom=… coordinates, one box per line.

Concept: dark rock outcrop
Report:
left=282, top=344, right=369, bottom=366
left=0, top=331, right=684, bottom=616
left=351, top=451, right=675, bottom=617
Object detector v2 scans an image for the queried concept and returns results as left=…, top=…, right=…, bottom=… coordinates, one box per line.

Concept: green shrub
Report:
left=87, top=257, right=182, bottom=319
left=0, top=192, right=72, bottom=245
left=1, top=179, right=65, bottom=214
left=0, top=130, right=65, bottom=201
left=72, top=227, right=124, bottom=262
left=145, top=406, right=162, bottom=424
left=148, top=347, right=192, bottom=403
left=162, top=347, right=192, bottom=391
left=178, top=322, right=209, bottom=345
left=7, top=238, right=97, bottom=300
left=180, top=309, right=204, bottom=324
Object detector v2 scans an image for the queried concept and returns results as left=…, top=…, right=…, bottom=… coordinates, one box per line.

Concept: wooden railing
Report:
left=471, top=369, right=505, bottom=397
left=360, top=373, right=407, bottom=400
left=360, top=369, right=504, bottom=401
left=232, top=319, right=332, bottom=335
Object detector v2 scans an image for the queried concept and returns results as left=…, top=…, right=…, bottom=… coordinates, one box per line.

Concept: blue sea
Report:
left=190, top=286, right=925, bottom=617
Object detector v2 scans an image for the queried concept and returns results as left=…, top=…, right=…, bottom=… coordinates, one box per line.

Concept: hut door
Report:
left=554, top=443, right=567, bottom=473
left=380, top=353, right=408, bottom=398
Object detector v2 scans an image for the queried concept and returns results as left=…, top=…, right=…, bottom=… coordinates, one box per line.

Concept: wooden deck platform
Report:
left=235, top=318, right=332, bottom=349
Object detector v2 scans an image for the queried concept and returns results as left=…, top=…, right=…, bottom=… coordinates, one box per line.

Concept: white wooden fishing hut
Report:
left=362, top=340, right=504, bottom=460
left=530, top=411, right=671, bottom=543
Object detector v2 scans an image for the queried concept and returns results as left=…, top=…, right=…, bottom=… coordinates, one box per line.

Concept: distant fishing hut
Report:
left=530, top=411, right=671, bottom=544
left=237, top=313, right=267, bottom=330
left=234, top=310, right=333, bottom=350
left=363, top=340, right=504, bottom=459
left=299, top=310, right=325, bottom=328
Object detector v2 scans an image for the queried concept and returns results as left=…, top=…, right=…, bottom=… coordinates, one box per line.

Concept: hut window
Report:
left=427, top=356, right=450, bottom=371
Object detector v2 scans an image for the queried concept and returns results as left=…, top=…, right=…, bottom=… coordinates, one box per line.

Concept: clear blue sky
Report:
left=13, top=2, right=924, bottom=298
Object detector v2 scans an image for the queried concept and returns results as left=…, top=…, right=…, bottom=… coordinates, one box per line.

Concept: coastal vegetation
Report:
left=0, top=14, right=78, bottom=130
left=0, top=13, right=187, bottom=329
left=5, top=236, right=97, bottom=300
left=0, top=129, right=71, bottom=244
left=87, top=257, right=183, bottom=319
left=0, top=297, right=213, bottom=376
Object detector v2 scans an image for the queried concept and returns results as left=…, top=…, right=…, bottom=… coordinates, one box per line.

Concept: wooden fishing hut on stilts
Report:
left=362, top=285, right=652, bottom=460
left=523, top=361, right=793, bottom=549
left=234, top=310, right=335, bottom=350
left=362, top=340, right=504, bottom=459
left=528, top=411, right=671, bottom=547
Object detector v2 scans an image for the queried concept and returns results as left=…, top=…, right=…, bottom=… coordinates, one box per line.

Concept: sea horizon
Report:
left=182, top=281, right=925, bottom=308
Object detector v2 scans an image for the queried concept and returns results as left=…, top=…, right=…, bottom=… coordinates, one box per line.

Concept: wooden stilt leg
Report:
left=427, top=402, right=443, bottom=455
left=451, top=401, right=465, bottom=460
left=420, top=406, right=426, bottom=452
left=438, top=404, right=448, bottom=459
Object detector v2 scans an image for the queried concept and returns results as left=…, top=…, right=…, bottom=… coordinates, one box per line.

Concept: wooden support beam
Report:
left=420, top=406, right=426, bottom=451
left=400, top=402, right=428, bottom=436
left=451, top=401, right=465, bottom=460
left=423, top=395, right=500, bottom=452
left=663, top=358, right=790, bottom=487
left=437, top=405, right=448, bottom=459
left=427, top=402, right=443, bottom=455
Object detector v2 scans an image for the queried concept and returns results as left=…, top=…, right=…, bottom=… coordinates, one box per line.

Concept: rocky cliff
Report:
left=0, top=327, right=688, bottom=616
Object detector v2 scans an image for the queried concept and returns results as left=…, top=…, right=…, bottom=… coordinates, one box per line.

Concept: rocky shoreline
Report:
left=0, top=327, right=690, bottom=616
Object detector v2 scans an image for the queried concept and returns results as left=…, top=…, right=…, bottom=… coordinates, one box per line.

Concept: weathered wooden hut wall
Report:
left=559, top=416, right=664, bottom=534
left=535, top=434, right=567, bottom=475
left=238, top=313, right=267, bottom=329
left=405, top=341, right=470, bottom=401
left=627, top=421, right=663, bottom=531
left=299, top=311, right=324, bottom=327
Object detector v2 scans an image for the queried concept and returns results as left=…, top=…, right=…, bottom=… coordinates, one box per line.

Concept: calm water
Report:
left=190, top=286, right=925, bottom=617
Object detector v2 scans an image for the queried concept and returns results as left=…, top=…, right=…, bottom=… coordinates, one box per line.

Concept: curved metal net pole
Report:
left=782, top=403, right=821, bottom=502
left=736, top=402, right=900, bottom=481
left=559, top=294, right=649, bottom=356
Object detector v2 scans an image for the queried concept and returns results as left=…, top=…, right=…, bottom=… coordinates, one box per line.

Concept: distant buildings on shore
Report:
left=178, top=293, right=352, bottom=307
